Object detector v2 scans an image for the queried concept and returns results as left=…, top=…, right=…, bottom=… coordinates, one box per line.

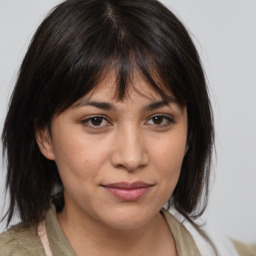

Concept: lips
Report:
left=102, top=181, right=153, bottom=201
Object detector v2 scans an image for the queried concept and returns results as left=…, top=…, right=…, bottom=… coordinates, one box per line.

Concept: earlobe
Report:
left=35, top=128, right=55, bottom=160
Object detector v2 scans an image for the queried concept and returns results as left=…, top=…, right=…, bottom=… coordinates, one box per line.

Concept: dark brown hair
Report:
left=2, top=0, right=214, bottom=235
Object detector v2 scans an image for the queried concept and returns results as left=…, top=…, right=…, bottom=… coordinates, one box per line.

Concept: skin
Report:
left=36, top=73, right=188, bottom=256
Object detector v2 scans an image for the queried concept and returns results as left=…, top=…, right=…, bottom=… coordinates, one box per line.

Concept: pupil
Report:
left=153, top=116, right=163, bottom=124
left=91, top=117, right=103, bottom=126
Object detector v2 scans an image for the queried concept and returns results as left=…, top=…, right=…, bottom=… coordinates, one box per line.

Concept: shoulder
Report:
left=161, top=208, right=201, bottom=255
left=232, top=240, right=256, bottom=256
left=0, top=223, right=45, bottom=256
left=162, top=208, right=256, bottom=256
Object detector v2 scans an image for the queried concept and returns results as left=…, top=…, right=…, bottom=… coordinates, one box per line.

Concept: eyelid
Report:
left=80, top=113, right=175, bottom=130
left=145, top=114, right=175, bottom=126
left=148, top=113, right=175, bottom=120
left=81, top=115, right=112, bottom=128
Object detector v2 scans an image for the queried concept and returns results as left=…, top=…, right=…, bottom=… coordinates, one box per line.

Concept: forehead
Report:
left=74, top=71, right=175, bottom=106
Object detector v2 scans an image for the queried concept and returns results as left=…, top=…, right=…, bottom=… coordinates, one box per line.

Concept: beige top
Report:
left=0, top=206, right=255, bottom=255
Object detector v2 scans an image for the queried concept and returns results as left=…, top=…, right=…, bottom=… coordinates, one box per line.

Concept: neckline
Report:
left=44, top=206, right=200, bottom=256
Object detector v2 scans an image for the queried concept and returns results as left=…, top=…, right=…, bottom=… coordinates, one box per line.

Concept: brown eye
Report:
left=90, top=117, right=104, bottom=126
left=152, top=116, right=164, bottom=125
left=82, top=116, right=110, bottom=128
left=146, top=115, right=174, bottom=127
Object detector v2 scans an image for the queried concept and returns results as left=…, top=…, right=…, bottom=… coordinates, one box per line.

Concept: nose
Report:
left=110, top=126, right=149, bottom=171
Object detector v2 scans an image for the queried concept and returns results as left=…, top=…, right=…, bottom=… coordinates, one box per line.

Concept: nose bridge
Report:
left=111, top=123, right=148, bottom=171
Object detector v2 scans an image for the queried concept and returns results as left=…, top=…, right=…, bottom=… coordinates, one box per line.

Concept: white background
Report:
left=0, top=0, right=255, bottom=243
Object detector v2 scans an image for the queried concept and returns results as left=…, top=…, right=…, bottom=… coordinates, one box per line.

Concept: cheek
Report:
left=51, top=131, right=113, bottom=188
left=150, top=134, right=187, bottom=192
left=54, top=144, right=102, bottom=178
left=152, top=134, right=187, bottom=169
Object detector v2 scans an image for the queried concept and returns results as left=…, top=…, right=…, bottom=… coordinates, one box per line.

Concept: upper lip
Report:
left=102, top=181, right=152, bottom=189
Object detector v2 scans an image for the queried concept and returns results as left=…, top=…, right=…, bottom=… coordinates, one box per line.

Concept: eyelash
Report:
left=146, top=115, right=175, bottom=127
left=81, top=114, right=175, bottom=129
left=81, top=115, right=111, bottom=129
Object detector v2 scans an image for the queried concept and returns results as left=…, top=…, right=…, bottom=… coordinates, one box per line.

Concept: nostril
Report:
left=110, top=146, right=148, bottom=171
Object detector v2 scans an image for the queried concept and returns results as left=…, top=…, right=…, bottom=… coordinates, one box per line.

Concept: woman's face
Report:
left=37, top=73, right=188, bottom=230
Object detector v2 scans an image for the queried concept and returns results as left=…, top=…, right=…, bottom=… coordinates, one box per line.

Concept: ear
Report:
left=185, top=131, right=192, bottom=155
left=35, top=128, right=55, bottom=160
left=185, top=144, right=189, bottom=155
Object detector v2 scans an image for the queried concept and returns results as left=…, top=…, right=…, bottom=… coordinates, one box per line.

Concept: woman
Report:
left=0, top=0, right=255, bottom=255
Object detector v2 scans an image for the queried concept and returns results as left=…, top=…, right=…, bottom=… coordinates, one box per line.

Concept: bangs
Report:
left=28, top=0, right=203, bottom=130
left=51, top=32, right=184, bottom=114
left=38, top=0, right=192, bottom=115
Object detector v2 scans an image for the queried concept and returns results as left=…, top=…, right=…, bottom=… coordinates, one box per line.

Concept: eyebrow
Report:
left=73, top=99, right=177, bottom=111
left=73, top=100, right=115, bottom=111
left=142, top=99, right=176, bottom=111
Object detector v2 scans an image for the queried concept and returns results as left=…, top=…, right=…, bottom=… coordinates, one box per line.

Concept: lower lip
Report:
left=103, top=187, right=151, bottom=201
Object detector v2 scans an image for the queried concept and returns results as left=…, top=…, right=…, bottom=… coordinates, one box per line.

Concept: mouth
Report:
left=101, top=181, right=153, bottom=201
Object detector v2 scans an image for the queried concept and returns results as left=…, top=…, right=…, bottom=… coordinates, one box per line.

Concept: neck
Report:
left=57, top=205, right=176, bottom=256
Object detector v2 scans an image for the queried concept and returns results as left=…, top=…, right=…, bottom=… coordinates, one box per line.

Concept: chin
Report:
left=106, top=217, right=149, bottom=230
left=101, top=205, right=158, bottom=230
